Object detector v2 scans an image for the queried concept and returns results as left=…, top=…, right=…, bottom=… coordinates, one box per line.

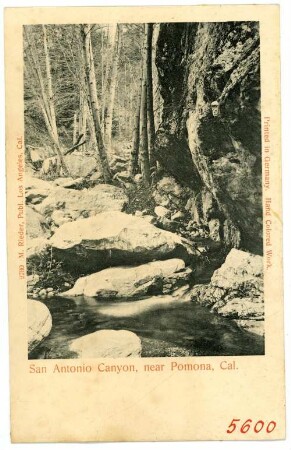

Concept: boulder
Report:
left=153, top=176, right=189, bottom=209
left=190, top=249, right=264, bottom=336
left=154, top=206, right=171, bottom=218
left=69, top=330, right=142, bottom=358
left=142, top=215, right=156, bottom=224
left=25, top=174, right=52, bottom=192
left=171, top=211, right=185, bottom=221
left=156, top=176, right=185, bottom=197
left=26, top=237, right=49, bottom=262
left=234, top=319, right=264, bottom=337
left=210, top=249, right=263, bottom=291
left=26, top=191, right=49, bottom=205
left=26, top=207, right=50, bottom=239
left=53, top=177, right=85, bottom=189
left=157, top=217, right=179, bottom=233
left=28, top=300, right=52, bottom=352
left=61, top=259, right=191, bottom=298
left=49, top=211, right=194, bottom=274
left=89, top=172, right=103, bottom=183
left=25, top=175, right=52, bottom=205
left=64, top=154, right=97, bottom=178
left=38, top=184, right=128, bottom=223
left=152, top=190, right=170, bottom=208
left=213, top=297, right=264, bottom=319
left=51, top=210, right=72, bottom=227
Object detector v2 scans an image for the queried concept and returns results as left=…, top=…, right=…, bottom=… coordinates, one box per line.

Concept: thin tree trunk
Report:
left=103, top=24, right=122, bottom=149
left=78, top=89, right=87, bottom=153
left=73, top=112, right=78, bottom=144
left=146, top=23, right=156, bottom=170
left=102, top=24, right=116, bottom=126
left=129, top=78, right=133, bottom=139
left=130, top=74, right=142, bottom=177
left=81, top=24, right=112, bottom=182
left=101, top=28, right=104, bottom=98
left=42, top=25, right=58, bottom=139
left=139, top=25, right=151, bottom=186
left=42, top=26, right=69, bottom=175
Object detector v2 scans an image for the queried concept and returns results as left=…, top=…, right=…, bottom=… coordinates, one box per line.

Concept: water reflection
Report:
left=29, top=295, right=264, bottom=359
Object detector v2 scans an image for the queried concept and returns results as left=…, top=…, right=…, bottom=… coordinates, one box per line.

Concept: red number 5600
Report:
left=226, top=419, right=276, bottom=434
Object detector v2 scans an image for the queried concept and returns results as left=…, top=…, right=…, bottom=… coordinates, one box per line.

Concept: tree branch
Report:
left=64, top=139, right=87, bottom=155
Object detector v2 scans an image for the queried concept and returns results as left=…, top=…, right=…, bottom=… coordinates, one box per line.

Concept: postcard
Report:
left=5, top=4, right=284, bottom=442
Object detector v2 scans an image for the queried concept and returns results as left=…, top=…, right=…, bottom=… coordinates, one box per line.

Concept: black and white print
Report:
left=24, top=22, right=264, bottom=359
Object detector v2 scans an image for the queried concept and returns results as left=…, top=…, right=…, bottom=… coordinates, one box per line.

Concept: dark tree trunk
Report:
left=139, top=24, right=151, bottom=186
left=146, top=23, right=156, bottom=171
left=130, top=74, right=142, bottom=176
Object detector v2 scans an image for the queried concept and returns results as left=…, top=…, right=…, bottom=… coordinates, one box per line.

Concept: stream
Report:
left=29, top=293, right=264, bottom=359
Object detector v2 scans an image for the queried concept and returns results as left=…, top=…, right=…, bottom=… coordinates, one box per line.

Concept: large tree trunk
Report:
left=81, top=24, right=112, bottom=183
left=139, top=25, right=151, bottom=186
left=146, top=23, right=156, bottom=171
left=130, top=74, right=142, bottom=176
left=103, top=24, right=122, bottom=149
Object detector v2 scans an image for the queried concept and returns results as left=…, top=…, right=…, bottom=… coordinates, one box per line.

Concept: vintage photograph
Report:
left=24, top=21, right=264, bottom=360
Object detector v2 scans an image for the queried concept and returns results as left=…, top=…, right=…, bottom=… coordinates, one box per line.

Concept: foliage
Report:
left=27, top=246, right=74, bottom=291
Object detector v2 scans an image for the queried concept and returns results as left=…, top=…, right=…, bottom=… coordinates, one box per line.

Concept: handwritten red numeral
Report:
left=240, top=419, right=252, bottom=433
left=254, top=420, right=264, bottom=433
left=226, top=419, right=277, bottom=434
left=266, top=421, right=277, bottom=433
left=226, top=418, right=240, bottom=433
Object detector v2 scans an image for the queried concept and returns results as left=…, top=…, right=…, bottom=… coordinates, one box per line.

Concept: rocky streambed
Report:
left=26, top=172, right=264, bottom=359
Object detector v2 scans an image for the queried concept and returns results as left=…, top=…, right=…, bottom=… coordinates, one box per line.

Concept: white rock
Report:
left=69, top=329, right=141, bottom=358
left=53, top=177, right=84, bottom=189
left=142, top=215, right=156, bottom=224
left=27, top=273, right=40, bottom=287
left=211, top=248, right=263, bottom=290
left=154, top=206, right=171, bottom=218
left=26, top=237, right=49, bottom=261
left=49, top=211, right=193, bottom=271
left=26, top=207, right=49, bottom=239
left=214, top=296, right=264, bottom=319
left=28, top=300, right=52, bottom=352
left=51, top=210, right=72, bottom=227
left=64, top=154, right=97, bottom=178
left=61, top=259, right=190, bottom=298
left=39, top=184, right=127, bottom=221
left=25, top=175, right=52, bottom=193
left=234, top=319, right=264, bottom=336
left=191, top=249, right=264, bottom=336
left=156, top=176, right=184, bottom=197
left=171, top=211, right=185, bottom=221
